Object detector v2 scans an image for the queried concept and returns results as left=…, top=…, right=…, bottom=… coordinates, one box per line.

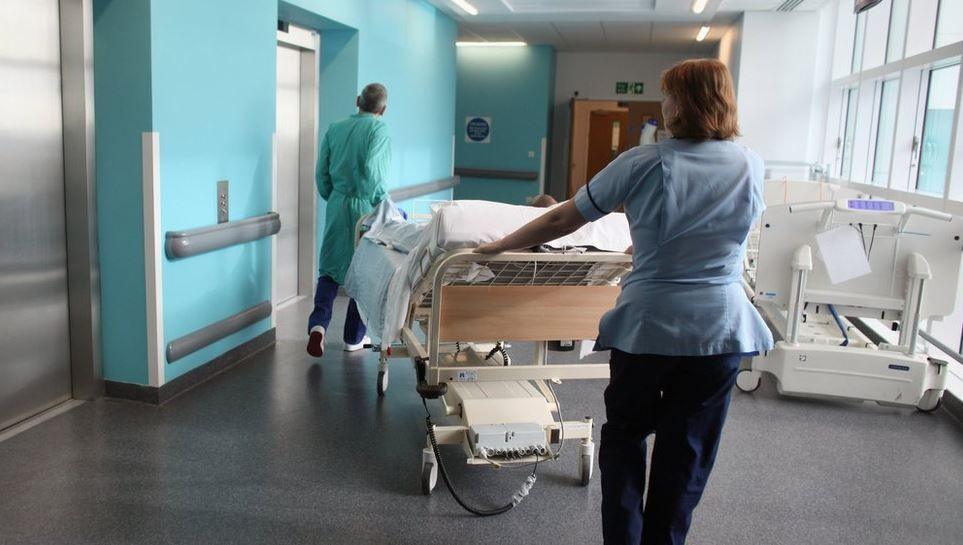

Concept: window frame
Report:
left=914, top=61, right=961, bottom=194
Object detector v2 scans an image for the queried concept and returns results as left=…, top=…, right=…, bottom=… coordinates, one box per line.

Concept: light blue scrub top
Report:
left=574, top=138, right=774, bottom=357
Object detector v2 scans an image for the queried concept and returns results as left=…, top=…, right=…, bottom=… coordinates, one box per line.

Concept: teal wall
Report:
left=93, top=0, right=153, bottom=384
left=282, top=0, right=458, bottom=244
left=454, top=45, right=555, bottom=204
left=152, top=0, right=277, bottom=381
left=94, top=0, right=457, bottom=385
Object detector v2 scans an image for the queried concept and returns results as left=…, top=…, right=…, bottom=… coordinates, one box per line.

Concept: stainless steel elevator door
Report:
left=275, top=44, right=302, bottom=305
left=0, top=0, right=73, bottom=430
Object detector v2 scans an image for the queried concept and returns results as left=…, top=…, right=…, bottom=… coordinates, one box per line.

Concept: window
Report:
left=872, top=79, right=899, bottom=184
left=840, top=88, right=859, bottom=178
left=904, top=0, right=940, bottom=58
left=935, top=0, right=963, bottom=48
left=916, top=63, right=960, bottom=194
left=885, top=0, right=909, bottom=62
left=852, top=12, right=866, bottom=73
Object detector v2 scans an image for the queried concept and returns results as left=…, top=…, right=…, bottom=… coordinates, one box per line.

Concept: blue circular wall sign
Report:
left=466, top=117, right=491, bottom=142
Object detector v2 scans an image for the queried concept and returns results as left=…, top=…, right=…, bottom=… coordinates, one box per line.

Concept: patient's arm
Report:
left=475, top=200, right=587, bottom=254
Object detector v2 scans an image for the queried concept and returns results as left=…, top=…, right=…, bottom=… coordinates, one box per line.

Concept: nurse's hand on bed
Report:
left=474, top=240, right=504, bottom=254
left=474, top=200, right=587, bottom=255
left=625, top=245, right=633, bottom=255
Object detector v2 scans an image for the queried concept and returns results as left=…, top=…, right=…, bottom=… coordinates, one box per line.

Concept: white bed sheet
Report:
left=346, top=199, right=632, bottom=346
left=343, top=238, right=409, bottom=345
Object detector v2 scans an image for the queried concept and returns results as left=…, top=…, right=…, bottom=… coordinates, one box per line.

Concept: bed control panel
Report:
left=841, top=198, right=902, bottom=214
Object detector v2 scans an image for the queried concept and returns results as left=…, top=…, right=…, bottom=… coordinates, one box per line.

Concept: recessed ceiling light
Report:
left=451, top=0, right=479, bottom=16
left=456, top=41, right=528, bottom=47
left=696, top=26, right=710, bottom=41
left=692, top=0, right=709, bottom=14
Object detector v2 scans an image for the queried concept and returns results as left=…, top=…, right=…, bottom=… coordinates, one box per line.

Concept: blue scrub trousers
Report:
left=600, top=350, right=742, bottom=545
left=307, top=275, right=366, bottom=345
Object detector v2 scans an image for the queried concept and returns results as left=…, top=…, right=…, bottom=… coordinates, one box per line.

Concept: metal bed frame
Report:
left=375, top=242, right=631, bottom=493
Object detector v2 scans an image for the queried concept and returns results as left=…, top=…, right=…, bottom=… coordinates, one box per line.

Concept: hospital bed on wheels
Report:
left=380, top=249, right=631, bottom=498
left=738, top=198, right=961, bottom=412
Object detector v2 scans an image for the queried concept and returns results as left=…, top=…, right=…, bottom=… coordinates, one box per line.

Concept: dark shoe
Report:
left=307, top=326, right=326, bottom=357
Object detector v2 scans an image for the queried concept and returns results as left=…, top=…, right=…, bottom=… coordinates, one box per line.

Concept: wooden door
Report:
left=586, top=110, right=630, bottom=181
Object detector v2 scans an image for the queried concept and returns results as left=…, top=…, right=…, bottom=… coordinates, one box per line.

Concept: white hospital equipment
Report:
left=738, top=195, right=962, bottom=412
left=744, top=179, right=840, bottom=291
left=347, top=200, right=631, bottom=513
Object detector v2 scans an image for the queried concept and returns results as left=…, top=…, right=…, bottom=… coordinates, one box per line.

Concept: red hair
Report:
left=660, top=59, right=740, bottom=140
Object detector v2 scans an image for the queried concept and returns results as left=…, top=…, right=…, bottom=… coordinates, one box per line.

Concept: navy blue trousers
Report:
left=600, top=350, right=742, bottom=545
left=307, top=275, right=366, bottom=345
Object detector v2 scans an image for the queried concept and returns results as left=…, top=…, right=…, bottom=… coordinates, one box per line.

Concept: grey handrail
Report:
left=166, top=300, right=272, bottom=363
left=454, top=167, right=538, bottom=181
left=390, top=176, right=460, bottom=202
left=165, top=212, right=281, bottom=259
left=920, top=330, right=963, bottom=365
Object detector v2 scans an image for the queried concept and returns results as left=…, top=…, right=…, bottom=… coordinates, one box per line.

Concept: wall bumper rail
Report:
left=454, top=168, right=538, bottom=181
left=389, top=176, right=460, bottom=202
left=166, top=300, right=273, bottom=363
left=165, top=212, right=281, bottom=260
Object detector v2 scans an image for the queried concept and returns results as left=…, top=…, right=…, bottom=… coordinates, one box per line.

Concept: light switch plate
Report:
left=217, top=180, right=229, bottom=223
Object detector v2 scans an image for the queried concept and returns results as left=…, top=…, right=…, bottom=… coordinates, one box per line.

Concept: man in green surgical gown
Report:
left=306, top=83, right=390, bottom=358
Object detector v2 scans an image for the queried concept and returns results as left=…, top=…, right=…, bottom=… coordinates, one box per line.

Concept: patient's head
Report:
left=530, top=194, right=558, bottom=208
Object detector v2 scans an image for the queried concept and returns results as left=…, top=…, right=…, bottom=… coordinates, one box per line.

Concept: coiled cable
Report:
left=423, top=398, right=537, bottom=517
left=484, top=341, right=511, bottom=366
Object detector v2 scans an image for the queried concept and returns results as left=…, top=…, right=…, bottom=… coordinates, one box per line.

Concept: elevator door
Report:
left=275, top=44, right=302, bottom=305
left=0, top=0, right=73, bottom=430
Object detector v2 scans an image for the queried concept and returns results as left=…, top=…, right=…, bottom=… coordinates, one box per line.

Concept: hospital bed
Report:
left=738, top=196, right=961, bottom=412
left=744, top=179, right=840, bottom=292
left=346, top=200, right=631, bottom=505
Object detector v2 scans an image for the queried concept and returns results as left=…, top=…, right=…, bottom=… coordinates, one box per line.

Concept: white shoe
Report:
left=344, top=335, right=372, bottom=352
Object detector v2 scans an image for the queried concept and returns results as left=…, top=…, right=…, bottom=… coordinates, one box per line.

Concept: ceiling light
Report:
left=692, top=0, right=709, bottom=14
left=696, top=26, right=710, bottom=41
left=451, top=0, right=479, bottom=16
left=456, top=41, right=528, bottom=47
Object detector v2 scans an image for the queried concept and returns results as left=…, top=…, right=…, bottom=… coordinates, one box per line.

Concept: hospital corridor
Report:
left=1, top=1, right=962, bottom=545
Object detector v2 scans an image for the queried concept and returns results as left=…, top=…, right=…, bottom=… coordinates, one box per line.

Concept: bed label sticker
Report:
left=454, top=370, right=478, bottom=382
left=888, top=364, right=910, bottom=372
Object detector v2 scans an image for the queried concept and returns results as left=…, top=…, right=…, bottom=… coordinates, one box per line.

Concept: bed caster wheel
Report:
left=377, top=371, right=389, bottom=396
left=916, top=389, right=943, bottom=413
left=421, top=449, right=438, bottom=495
left=579, top=455, right=594, bottom=486
left=578, top=440, right=594, bottom=486
left=736, top=370, right=761, bottom=393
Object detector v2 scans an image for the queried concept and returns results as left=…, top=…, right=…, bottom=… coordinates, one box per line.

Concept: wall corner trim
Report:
left=142, top=132, right=164, bottom=387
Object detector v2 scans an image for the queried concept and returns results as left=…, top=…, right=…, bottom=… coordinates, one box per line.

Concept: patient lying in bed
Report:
left=344, top=199, right=632, bottom=346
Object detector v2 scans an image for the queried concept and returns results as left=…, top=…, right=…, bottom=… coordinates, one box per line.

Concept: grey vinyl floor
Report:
left=1, top=296, right=961, bottom=545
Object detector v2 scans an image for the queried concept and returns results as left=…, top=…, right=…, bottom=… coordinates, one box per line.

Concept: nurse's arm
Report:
left=475, top=200, right=587, bottom=254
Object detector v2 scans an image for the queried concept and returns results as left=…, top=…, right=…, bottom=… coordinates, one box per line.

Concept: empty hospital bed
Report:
left=739, top=195, right=961, bottom=412
left=345, top=200, right=631, bottom=508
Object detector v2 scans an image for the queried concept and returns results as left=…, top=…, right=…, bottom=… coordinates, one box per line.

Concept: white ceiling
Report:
left=426, top=0, right=830, bottom=53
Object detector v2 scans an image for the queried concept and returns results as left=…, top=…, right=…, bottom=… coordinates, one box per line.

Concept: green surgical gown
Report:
left=316, top=113, right=391, bottom=284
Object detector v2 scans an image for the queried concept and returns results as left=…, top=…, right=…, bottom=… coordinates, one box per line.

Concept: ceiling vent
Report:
left=776, top=0, right=806, bottom=10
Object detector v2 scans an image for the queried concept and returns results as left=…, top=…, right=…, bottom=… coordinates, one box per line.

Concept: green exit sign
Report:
left=632, top=82, right=644, bottom=94
left=615, top=81, right=628, bottom=94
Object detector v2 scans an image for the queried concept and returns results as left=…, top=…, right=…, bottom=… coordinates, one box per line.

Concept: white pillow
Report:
left=429, top=200, right=631, bottom=252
